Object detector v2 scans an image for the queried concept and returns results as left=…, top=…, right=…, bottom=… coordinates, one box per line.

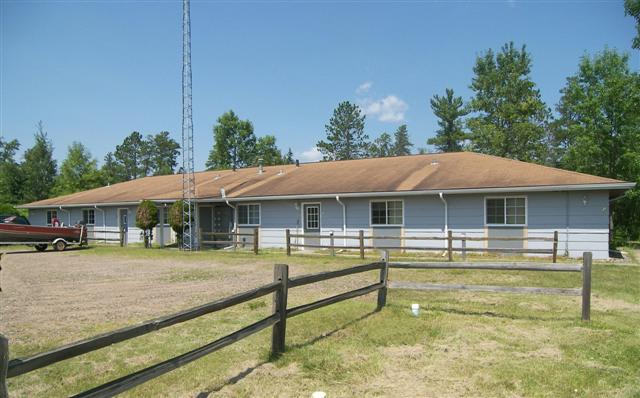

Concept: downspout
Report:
left=438, top=192, right=448, bottom=234
left=220, top=188, right=236, bottom=233
left=336, top=195, right=346, bottom=247
left=94, top=205, right=105, bottom=244
left=59, top=206, right=71, bottom=226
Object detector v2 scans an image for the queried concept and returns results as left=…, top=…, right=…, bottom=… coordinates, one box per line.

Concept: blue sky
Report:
left=1, top=0, right=638, bottom=170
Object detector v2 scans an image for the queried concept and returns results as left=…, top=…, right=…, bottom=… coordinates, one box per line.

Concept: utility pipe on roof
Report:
left=59, top=206, right=71, bottom=226
left=336, top=196, right=346, bottom=247
left=438, top=192, right=448, bottom=234
left=220, top=188, right=237, bottom=233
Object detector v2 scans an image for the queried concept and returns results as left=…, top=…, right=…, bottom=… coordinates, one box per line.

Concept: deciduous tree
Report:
left=206, top=111, right=256, bottom=170
left=368, top=133, right=394, bottom=158
left=21, top=121, right=57, bottom=202
left=555, top=48, right=640, bottom=242
left=0, top=137, right=23, bottom=204
left=625, top=0, right=640, bottom=49
left=136, top=200, right=158, bottom=248
left=254, top=135, right=283, bottom=165
left=53, top=142, right=104, bottom=196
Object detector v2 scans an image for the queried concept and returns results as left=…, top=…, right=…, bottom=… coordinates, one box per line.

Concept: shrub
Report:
left=136, top=200, right=158, bottom=248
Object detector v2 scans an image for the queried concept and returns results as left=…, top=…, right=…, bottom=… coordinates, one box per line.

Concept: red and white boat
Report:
left=0, top=215, right=87, bottom=251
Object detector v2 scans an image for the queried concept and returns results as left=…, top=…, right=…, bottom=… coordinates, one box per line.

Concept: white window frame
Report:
left=369, top=199, right=404, bottom=227
left=46, top=210, right=58, bottom=226
left=82, top=208, right=96, bottom=225
left=303, top=203, right=321, bottom=231
left=237, top=203, right=261, bottom=226
left=484, top=196, right=528, bottom=227
left=161, top=206, right=170, bottom=226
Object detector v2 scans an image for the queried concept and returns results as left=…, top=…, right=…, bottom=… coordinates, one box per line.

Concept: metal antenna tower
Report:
left=181, top=0, right=196, bottom=251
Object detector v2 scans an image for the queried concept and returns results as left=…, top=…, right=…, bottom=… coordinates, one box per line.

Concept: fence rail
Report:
left=286, top=229, right=559, bottom=262
left=198, top=228, right=259, bottom=254
left=389, top=251, right=592, bottom=321
left=0, top=260, right=386, bottom=397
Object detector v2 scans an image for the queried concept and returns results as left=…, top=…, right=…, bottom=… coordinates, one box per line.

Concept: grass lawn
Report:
left=1, top=245, right=639, bottom=397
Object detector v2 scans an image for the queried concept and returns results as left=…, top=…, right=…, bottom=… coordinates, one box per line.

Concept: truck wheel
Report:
left=35, top=244, right=47, bottom=252
left=54, top=241, right=67, bottom=251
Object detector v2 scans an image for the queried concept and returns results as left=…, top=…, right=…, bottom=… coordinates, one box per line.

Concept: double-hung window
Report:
left=82, top=209, right=95, bottom=225
left=485, top=197, right=526, bottom=226
left=238, top=204, right=260, bottom=226
left=370, top=200, right=403, bottom=226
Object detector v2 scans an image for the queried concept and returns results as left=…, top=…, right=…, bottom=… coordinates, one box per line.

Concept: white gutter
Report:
left=94, top=205, right=106, bottom=243
left=438, top=192, right=448, bottom=234
left=58, top=206, right=71, bottom=226
left=220, top=188, right=237, bottom=233
left=19, top=182, right=636, bottom=208
left=336, top=195, right=346, bottom=246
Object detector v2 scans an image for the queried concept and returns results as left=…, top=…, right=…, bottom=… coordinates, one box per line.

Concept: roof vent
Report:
left=430, top=160, right=439, bottom=166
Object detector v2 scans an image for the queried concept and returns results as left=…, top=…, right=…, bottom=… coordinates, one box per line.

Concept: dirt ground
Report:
left=0, top=248, right=371, bottom=347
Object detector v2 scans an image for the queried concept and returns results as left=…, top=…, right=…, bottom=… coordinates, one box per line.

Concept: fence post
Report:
left=119, top=227, right=124, bottom=247
left=271, top=264, right=289, bottom=356
left=0, top=334, right=8, bottom=398
left=330, top=232, right=335, bottom=256
left=377, top=250, right=389, bottom=311
left=461, top=233, right=467, bottom=261
left=198, top=228, right=203, bottom=249
left=285, top=229, right=291, bottom=256
left=447, top=230, right=453, bottom=262
left=253, top=228, right=259, bottom=255
left=582, top=252, right=592, bottom=321
left=359, top=230, right=365, bottom=259
left=552, top=230, right=558, bottom=263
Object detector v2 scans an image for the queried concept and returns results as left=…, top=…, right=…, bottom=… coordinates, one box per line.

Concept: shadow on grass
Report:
left=430, top=305, right=578, bottom=322
left=196, top=310, right=378, bottom=397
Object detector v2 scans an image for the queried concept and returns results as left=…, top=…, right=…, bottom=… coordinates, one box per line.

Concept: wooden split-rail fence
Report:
left=198, top=229, right=260, bottom=254
left=0, top=251, right=593, bottom=397
left=286, top=229, right=560, bottom=262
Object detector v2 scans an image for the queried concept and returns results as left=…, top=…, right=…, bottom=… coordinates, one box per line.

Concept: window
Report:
left=162, top=206, right=169, bottom=225
left=370, top=200, right=403, bottom=226
left=46, top=210, right=58, bottom=226
left=485, top=197, right=526, bottom=225
left=82, top=209, right=95, bottom=225
left=305, top=205, right=320, bottom=230
left=238, top=204, right=260, bottom=225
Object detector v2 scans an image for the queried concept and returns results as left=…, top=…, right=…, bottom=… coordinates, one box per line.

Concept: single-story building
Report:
left=21, top=152, right=635, bottom=259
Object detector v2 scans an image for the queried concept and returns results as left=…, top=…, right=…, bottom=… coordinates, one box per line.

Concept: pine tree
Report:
left=149, top=131, right=180, bottom=175
left=101, top=152, right=127, bottom=185
left=21, top=121, right=57, bottom=202
left=115, top=131, right=145, bottom=180
left=625, top=0, right=640, bottom=49
left=427, top=89, right=469, bottom=152
left=317, top=101, right=369, bottom=161
left=467, top=42, right=550, bottom=162
left=392, top=124, right=413, bottom=156
left=284, top=148, right=295, bottom=164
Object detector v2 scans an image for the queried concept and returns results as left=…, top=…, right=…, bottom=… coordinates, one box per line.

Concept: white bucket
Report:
left=411, top=303, right=420, bottom=316
left=312, top=392, right=327, bottom=398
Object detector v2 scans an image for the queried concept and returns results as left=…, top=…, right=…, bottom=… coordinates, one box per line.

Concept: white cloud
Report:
left=356, top=81, right=373, bottom=95
left=361, top=95, right=408, bottom=122
left=298, top=147, right=323, bottom=163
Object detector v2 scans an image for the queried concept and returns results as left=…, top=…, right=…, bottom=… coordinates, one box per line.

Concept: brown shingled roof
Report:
left=22, top=152, right=631, bottom=207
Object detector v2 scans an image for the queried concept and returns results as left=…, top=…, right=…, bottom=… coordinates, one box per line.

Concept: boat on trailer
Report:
left=0, top=215, right=87, bottom=251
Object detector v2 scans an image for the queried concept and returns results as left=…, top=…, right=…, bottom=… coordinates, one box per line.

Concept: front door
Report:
left=118, top=209, right=129, bottom=245
left=303, top=204, right=320, bottom=249
left=213, top=206, right=232, bottom=247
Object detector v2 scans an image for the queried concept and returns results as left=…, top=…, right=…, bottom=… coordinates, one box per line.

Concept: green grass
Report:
left=4, top=247, right=640, bottom=397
